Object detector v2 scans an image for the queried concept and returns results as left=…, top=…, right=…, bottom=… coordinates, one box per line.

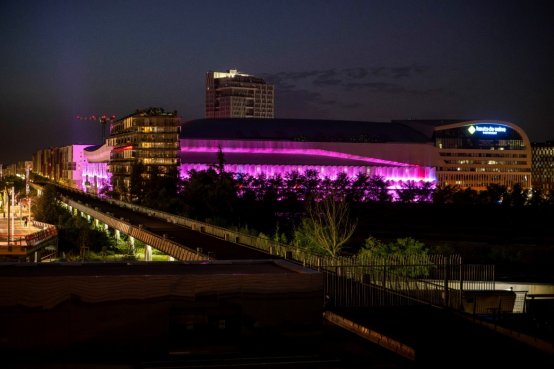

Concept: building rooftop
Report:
left=180, top=118, right=430, bottom=143
left=84, top=144, right=103, bottom=152
left=117, top=107, right=179, bottom=121
left=0, top=259, right=313, bottom=277
left=392, top=119, right=468, bottom=140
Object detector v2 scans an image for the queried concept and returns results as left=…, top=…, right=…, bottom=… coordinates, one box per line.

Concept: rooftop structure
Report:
left=0, top=260, right=322, bottom=356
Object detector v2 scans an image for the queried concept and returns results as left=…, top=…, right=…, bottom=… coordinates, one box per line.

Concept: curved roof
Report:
left=180, top=118, right=430, bottom=143
left=84, top=144, right=103, bottom=152
left=83, top=143, right=112, bottom=163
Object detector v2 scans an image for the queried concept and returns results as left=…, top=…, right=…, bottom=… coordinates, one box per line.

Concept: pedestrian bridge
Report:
left=46, top=184, right=278, bottom=262
left=0, top=218, right=57, bottom=261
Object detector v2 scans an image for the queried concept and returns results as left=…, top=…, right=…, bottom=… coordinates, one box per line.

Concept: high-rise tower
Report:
left=205, top=69, right=274, bottom=118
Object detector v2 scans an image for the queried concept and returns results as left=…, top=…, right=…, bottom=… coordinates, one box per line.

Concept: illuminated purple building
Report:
left=179, top=118, right=439, bottom=189
left=82, top=143, right=112, bottom=193
left=34, top=118, right=532, bottom=196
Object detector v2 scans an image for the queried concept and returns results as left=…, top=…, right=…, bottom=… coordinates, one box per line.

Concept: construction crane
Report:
left=75, top=114, right=117, bottom=143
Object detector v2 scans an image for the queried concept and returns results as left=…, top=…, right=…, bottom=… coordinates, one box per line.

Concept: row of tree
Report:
left=119, top=160, right=554, bottom=212
left=99, top=160, right=554, bottom=256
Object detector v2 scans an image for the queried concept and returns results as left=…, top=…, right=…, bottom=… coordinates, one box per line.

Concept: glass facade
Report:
left=435, top=122, right=532, bottom=190
left=107, top=108, right=181, bottom=195
left=206, top=70, right=274, bottom=118
left=532, top=142, right=554, bottom=192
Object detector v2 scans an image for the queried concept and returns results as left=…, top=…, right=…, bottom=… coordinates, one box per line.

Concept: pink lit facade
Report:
left=33, top=118, right=536, bottom=198
left=32, top=145, right=93, bottom=188
left=179, top=139, right=437, bottom=187
left=82, top=143, right=112, bottom=194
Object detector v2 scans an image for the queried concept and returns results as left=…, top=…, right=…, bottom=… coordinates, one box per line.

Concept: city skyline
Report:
left=1, top=0, right=553, bottom=164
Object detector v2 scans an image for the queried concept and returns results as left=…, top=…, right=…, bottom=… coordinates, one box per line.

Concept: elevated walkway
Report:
left=52, top=185, right=276, bottom=261
left=0, top=218, right=57, bottom=260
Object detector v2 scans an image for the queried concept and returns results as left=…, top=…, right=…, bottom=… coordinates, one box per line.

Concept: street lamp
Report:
left=5, top=182, right=13, bottom=245
left=28, top=197, right=31, bottom=228
left=10, top=185, right=15, bottom=244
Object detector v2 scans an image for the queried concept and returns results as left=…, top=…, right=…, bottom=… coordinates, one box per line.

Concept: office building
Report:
left=206, top=69, right=274, bottom=119
left=107, top=107, right=181, bottom=195
left=531, top=141, right=554, bottom=192
left=396, top=120, right=532, bottom=190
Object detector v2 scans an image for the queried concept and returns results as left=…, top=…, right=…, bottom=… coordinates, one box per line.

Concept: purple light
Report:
left=81, top=143, right=113, bottom=193
left=179, top=163, right=435, bottom=183
left=179, top=140, right=436, bottom=185
left=81, top=162, right=111, bottom=192
left=181, top=146, right=413, bottom=167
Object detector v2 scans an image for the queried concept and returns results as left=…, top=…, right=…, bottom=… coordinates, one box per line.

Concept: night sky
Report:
left=1, top=0, right=552, bottom=165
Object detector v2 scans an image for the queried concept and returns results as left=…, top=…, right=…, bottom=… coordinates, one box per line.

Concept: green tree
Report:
left=293, top=196, right=357, bottom=257
left=32, top=184, right=62, bottom=225
left=180, top=168, right=238, bottom=224
left=528, top=187, right=546, bottom=207
left=396, top=180, right=419, bottom=203
left=143, top=165, right=180, bottom=212
left=360, top=236, right=428, bottom=259
left=452, top=187, right=479, bottom=206
left=432, top=184, right=459, bottom=205
left=505, top=183, right=528, bottom=207
left=358, top=236, right=431, bottom=277
left=348, top=172, right=369, bottom=203
left=367, top=175, right=391, bottom=202
left=129, top=161, right=146, bottom=203
left=479, top=183, right=507, bottom=205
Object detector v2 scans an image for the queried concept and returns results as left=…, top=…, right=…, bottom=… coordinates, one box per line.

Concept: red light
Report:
left=113, top=145, right=133, bottom=152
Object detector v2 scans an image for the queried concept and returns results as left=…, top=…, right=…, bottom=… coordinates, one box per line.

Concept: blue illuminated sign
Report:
left=467, top=124, right=507, bottom=136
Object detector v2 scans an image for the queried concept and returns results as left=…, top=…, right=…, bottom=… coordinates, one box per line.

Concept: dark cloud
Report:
left=370, top=67, right=387, bottom=77
left=340, top=102, right=363, bottom=109
left=312, top=69, right=342, bottom=86
left=313, top=78, right=342, bottom=86
left=345, top=81, right=449, bottom=96
left=264, top=70, right=328, bottom=83
left=277, top=89, right=335, bottom=106
left=345, top=81, right=403, bottom=92
left=391, top=64, right=430, bottom=78
left=269, top=65, right=440, bottom=118
left=268, top=64, right=431, bottom=87
left=343, top=67, right=368, bottom=79
left=275, top=88, right=336, bottom=118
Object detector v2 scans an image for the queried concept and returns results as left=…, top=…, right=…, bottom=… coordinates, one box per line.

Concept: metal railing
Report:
left=61, top=196, right=209, bottom=262
left=0, top=220, right=57, bottom=256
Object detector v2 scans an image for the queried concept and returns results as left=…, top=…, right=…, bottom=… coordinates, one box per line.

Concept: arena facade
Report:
left=179, top=118, right=439, bottom=191
left=33, top=118, right=532, bottom=195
